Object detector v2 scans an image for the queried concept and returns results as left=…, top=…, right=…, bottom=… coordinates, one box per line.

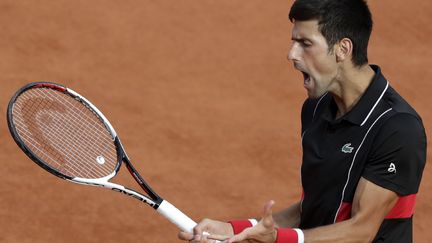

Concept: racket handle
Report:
left=157, top=200, right=197, bottom=233
left=157, top=200, right=221, bottom=242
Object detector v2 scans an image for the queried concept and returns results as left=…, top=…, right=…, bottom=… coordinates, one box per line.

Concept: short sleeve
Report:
left=362, top=113, right=427, bottom=196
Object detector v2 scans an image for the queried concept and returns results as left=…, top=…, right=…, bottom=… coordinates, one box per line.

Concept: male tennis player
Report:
left=178, top=0, right=427, bottom=242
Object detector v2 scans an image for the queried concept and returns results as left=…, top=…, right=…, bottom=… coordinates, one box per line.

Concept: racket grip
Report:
left=157, top=200, right=198, bottom=233
left=157, top=200, right=222, bottom=242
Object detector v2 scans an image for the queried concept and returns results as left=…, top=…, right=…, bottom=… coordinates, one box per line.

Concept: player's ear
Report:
left=335, top=38, right=353, bottom=62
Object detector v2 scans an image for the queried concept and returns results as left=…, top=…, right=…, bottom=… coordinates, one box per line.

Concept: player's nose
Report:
left=287, top=43, right=300, bottom=62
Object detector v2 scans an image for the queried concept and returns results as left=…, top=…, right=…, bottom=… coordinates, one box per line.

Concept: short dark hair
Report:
left=289, top=0, right=373, bottom=66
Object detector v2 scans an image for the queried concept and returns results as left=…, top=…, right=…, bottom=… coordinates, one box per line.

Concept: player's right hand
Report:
left=178, top=218, right=233, bottom=242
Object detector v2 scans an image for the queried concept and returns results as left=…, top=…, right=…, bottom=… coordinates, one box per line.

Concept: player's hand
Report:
left=178, top=218, right=233, bottom=242
left=227, top=200, right=277, bottom=243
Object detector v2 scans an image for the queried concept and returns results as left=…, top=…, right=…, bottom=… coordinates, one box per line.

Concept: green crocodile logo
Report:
left=341, top=143, right=354, bottom=153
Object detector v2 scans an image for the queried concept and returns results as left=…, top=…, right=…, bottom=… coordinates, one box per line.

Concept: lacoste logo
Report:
left=341, top=143, right=354, bottom=153
left=388, top=163, right=397, bottom=174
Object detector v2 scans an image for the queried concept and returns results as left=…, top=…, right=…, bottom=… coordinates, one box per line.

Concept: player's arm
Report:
left=177, top=201, right=302, bottom=242
left=228, top=177, right=398, bottom=243
left=301, top=177, right=398, bottom=242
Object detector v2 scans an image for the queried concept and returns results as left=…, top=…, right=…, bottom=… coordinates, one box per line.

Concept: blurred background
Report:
left=0, top=0, right=431, bottom=242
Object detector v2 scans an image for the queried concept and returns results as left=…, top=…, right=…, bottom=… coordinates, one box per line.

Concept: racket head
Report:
left=7, top=82, right=123, bottom=181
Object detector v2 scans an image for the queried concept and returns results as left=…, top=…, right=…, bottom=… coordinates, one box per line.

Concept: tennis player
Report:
left=178, top=0, right=427, bottom=242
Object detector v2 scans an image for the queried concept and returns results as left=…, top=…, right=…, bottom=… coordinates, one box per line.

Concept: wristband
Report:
left=248, top=218, right=258, bottom=227
left=228, top=219, right=258, bottom=234
left=276, top=228, right=304, bottom=243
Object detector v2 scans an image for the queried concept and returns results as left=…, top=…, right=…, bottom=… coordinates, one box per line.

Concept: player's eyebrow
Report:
left=291, top=37, right=313, bottom=43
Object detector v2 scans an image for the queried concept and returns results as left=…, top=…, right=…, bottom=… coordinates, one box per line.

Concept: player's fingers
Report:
left=193, top=218, right=213, bottom=235
left=178, top=231, right=194, bottom=241
left=226, top=229, right=250, bottom=243
left=178, top=232, right=219, bottom=243
left=193, top=226, right=203, bottom=236
left=191, top=234, right=222, bottom=243
left=262, top=200, right=276, bottom=228
left=207, top=233, right=230, bottom=241
left=263, top=200, right=275, bottom=214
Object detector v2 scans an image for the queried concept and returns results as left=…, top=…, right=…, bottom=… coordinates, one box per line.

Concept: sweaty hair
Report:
left=289, top=0, right=373, bottom=67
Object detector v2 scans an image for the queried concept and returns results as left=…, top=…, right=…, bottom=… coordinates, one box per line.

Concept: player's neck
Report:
left=333, top=64, right=375, bottom=119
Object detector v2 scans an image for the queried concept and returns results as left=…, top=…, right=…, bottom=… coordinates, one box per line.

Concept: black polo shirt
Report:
left=299, top=65, right=426, bottom=242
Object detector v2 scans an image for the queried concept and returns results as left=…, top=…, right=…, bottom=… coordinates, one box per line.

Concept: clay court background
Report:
left=1, top=0, right=431, bottom=242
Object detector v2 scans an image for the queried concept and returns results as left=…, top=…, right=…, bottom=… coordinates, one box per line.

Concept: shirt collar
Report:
left=323, top=65, right=389, bottom=126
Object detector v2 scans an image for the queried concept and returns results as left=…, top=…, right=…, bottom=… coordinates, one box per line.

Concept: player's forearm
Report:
left=302, top=216, right=379, bottom=243
left=298, top=177, right=399, bottom=242
left=272, top=201, right=301, bottom=228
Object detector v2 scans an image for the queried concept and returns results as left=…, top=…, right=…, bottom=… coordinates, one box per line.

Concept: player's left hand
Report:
left=226, top=200, right=277, bottom=243
left=178, top=218, right=233, bottom=242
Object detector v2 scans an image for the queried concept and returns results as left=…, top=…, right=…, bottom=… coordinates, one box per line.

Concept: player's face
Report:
left=288, top=20, right=339, bottom=98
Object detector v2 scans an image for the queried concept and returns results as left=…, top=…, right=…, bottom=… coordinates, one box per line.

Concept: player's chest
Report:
left=301, top=120, right=371, bottom=177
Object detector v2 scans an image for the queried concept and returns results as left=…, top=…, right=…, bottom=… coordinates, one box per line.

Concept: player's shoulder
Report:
left=384, top=86, right=420, bottom=116
left=372, top=86, right=426, bottom=140
left=379, top=86, right=424, bottom=126
left=377, top=112, right=425, bottom=139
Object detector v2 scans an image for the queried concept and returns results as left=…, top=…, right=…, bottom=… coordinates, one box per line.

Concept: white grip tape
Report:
left=157, top=200, right=221, bottom=242
left=157, top=200, right=197, bottom=233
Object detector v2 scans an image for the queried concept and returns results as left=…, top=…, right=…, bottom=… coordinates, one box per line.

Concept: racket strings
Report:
left=16, top=89, right=116, bottom=178
left=37, top=89, right=118, bottom=177
left=14, top=90, right=110, bottom=178
left=12, top=87, right=118, bottom=179
left=14, top=117, right=113, bottom=178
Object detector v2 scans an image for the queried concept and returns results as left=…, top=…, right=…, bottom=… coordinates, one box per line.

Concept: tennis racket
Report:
left=6, top=82, right=201, bottom=234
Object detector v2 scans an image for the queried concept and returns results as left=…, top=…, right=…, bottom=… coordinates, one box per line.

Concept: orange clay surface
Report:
left=1, top=0, right=431, bottom=242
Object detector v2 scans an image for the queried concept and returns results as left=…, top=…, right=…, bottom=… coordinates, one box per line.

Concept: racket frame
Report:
left=7, top=82, right=200, bottom=233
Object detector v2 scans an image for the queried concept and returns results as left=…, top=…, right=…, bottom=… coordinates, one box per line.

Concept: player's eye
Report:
left=300, top=41, right=312, bottom=47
